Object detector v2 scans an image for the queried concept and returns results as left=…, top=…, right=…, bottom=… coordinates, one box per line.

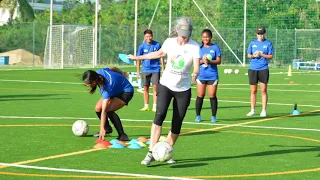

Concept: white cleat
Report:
left=246, top=111, right=255, bottom=116
left=141, top=152, right=154, bottom=165
left=260, top=111, right=267, bottom=117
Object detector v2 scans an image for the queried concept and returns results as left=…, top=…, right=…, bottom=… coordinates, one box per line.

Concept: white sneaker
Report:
left=167, top=158, right=176, bottom=164
left=260, top=111, right=267, bottom=117
left=246, top=111, right=255, bottom=116
left=141, top=152, right=154, bottom=165
left=152, top=106, right=156, bottom=112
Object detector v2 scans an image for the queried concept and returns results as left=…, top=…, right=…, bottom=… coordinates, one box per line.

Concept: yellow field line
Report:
left=0, top=149, right=102, bottom=169
left=0, top=172, right=141, bottom=179
left=180, top=110, right=320, bottom=136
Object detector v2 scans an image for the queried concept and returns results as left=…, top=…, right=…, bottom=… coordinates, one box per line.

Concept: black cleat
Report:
left=117, top=133, right=130, bottom=141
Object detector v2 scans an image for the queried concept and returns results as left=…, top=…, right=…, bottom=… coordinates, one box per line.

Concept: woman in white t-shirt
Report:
left=128, top=16, right=200, bottom=165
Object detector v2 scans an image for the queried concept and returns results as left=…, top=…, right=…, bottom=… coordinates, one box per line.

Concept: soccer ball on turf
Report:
left=72, top=120, right=89, bottom=136
left=223, top=69, right=228, bottom=74
left=227, top=69, right=233, bottom=74
left=234, top=69, right=240, bottom=74
left=152, top=141, right=174, bottom=162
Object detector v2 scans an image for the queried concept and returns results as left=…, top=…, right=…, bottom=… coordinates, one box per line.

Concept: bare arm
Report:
left=191, top=57, right=200, bottom=83
left=128, top=48, right=166, bottom=61
left=110, top=67, right=128, bottom=78
left=160, top=56, right=165, bottom=72
left=99, top=98, right=110, bottom=140
left=208, top=56, right=221, bottom=65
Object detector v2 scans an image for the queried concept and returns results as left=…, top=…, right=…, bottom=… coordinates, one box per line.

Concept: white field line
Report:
left=136, top=88, right=320, bottom=108
left=0, top=163, right=201, bottom=180
left=0, top=79, right=82, bottom=85
left=1, top=78, right=320, bottom=86
left=0, top=116, right=319, bottom=133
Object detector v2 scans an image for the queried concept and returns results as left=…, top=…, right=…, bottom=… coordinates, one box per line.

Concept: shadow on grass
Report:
left=147, top=145, right=320, bottom=168
left=0, top=94, right=69, bottom=101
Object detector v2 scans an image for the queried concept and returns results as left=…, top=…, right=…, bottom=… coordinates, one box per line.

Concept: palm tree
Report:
left=0, top=0, right=35, bottom=22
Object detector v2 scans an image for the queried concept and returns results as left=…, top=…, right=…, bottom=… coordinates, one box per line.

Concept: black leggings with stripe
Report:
left=153, top=84, right=191, bottom=134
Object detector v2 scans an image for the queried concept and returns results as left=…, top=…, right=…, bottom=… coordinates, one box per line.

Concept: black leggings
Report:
left=153, top=84, right=191, bottom=134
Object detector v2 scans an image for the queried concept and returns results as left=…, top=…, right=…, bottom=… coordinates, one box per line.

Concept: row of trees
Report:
left=0, top=0, right=319, bottom=65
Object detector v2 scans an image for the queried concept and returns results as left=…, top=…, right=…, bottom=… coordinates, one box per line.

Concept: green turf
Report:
left=0, top=67, right=319, bottom=179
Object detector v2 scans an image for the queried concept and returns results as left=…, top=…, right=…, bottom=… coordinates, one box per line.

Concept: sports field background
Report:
left=0, top=66, right=319, bottom=179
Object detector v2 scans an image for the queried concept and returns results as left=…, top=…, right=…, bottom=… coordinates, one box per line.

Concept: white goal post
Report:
left=43, top=25, right=95, bottom=68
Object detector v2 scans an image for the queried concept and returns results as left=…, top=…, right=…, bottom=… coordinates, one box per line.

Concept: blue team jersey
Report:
left=96, top=68, right=134, bottom=99
left=197, top=43, right=221, bottom=80
left=137, top=40, right=161, bottom=73
left=247, top=39, right=273, bottom=70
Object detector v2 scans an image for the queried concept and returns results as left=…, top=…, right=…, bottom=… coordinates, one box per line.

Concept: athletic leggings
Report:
left=153, top=84, right=191, bottom=134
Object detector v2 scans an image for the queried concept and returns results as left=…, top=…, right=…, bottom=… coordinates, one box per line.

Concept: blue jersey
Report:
left=197, top=43, right=221, bottom=80
left=247, top=39, right=273, bottom=70
left=96, top=68, right=134, bottom=99
left=137, top=40, right=162, bottom=73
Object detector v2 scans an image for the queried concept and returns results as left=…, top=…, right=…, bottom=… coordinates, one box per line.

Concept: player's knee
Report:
left=171, top=125, right=182, bottom=134
left=153, top=113, right=166, bottom=126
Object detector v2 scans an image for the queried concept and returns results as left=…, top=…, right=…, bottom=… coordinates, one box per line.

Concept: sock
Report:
left=95, top=111, right=111, bottom=129
left=251, top=108, right=255, bottom=112
left=196, top=96, right=204, bottom=116
left=210, top=97, right=218, bottom=116
left=153, top=104, right=157, bottom=108
left=107, top=111, right=125, bottom=136
left=144, top=104, right=149, bottom=108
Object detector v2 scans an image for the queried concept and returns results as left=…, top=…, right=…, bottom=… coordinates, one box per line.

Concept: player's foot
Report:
left=195, top=115, right=201, bottom=122
left=141, top=152, right=154, bottom=165
left=152, top=106, right=157, bottom=112
left=93, top=126, right=113, bottom=137
left=140, top=106, right=150, bottom=111
left=246, top=111, right=255, bottom=116
left=167, top=158, right=176, bottom=164
left=260, top=111, right=267, bottom=117
left=117, top=133, right=130, bottom=141
left=211, top=116, right=218, bottom=122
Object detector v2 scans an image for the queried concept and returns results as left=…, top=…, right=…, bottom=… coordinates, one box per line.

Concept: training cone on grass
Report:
left=290, top=103, right=300, bottom=115
left=138, top=136, right=148, bottom=143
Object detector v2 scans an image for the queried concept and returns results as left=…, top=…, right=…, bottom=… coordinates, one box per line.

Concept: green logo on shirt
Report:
left=170, top=55, right=185, bottom=70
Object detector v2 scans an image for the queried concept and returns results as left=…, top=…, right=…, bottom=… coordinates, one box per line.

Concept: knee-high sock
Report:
left=210, top=97, right=218, bottom=116
left=96, top=111, right=111, bottom=129
left=107, top=111, right=125, bottom=136
left=196, top=96, right=204, bottom=116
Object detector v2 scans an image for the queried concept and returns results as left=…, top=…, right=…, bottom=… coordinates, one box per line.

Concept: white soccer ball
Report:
left=72, top=120, right=89, bottom=136
left=152, top=141, right=174, bottom=162
left=234, top=69, right=240, bottom=74
left=223, top=69, right=228, bottom=74
left=227, top=69, right=233, bottom=74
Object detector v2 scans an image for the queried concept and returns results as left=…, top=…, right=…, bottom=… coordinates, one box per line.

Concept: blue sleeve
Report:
left=214, top=45, right=221, bottom=56
left=247, top=41, right=253, bottom=54
left=101, top=91, right=111, bottom=99
left=137, top=44, right=144, bottom=56
left=267, top=41, right=274, bottom=55
left=156, top=42, right=161, bottom=51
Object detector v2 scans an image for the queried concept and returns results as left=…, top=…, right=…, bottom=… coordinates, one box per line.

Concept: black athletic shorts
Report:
left=114, top=92, right=134, bottom=105
left=142, top=72, right=160, bottom=86
left=248, top=69, right=269, bottom=85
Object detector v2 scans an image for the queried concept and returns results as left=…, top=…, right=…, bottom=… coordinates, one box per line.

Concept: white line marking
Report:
left=1, top=79, right=320, bottom=86
left=0, top=116, right=319, bottom=132
left=137, top=88, right=320, bottom=107
left=0, top=163, right=201, bottom=180
left=0, top=79, right=82, bottom=85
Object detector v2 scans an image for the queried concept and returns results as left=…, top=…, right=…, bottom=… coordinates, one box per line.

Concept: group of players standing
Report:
left=82, top=16, right=273, bottom=165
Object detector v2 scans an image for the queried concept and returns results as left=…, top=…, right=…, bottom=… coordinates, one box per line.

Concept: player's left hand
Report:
left=127, top=54, right=136, bottom=60
left=191, top=73, right=198, bottom=83
left=99, top=129, right=106, bottom=140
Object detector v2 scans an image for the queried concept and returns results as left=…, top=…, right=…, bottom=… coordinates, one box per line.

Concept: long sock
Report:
left=107, top=111, right=125, bottom=136
left=210, top=97, right=218, bottom=116
left=196, top=96, right=204, bottom=116
left=95, top=111, right=111, bottom=129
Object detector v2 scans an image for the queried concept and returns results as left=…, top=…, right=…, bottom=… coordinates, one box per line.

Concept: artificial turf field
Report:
left=0, top=66, right=319, bottom=180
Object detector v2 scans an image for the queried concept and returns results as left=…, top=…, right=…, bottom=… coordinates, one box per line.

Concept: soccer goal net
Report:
left=43, top=25, right=94, bottom=68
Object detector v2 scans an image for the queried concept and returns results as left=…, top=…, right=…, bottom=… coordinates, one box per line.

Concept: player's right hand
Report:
left=99, top=129, right=106, bottom=140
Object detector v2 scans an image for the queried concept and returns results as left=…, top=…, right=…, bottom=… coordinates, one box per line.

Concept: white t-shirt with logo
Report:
left=160, top=37, right=200, bottom=92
